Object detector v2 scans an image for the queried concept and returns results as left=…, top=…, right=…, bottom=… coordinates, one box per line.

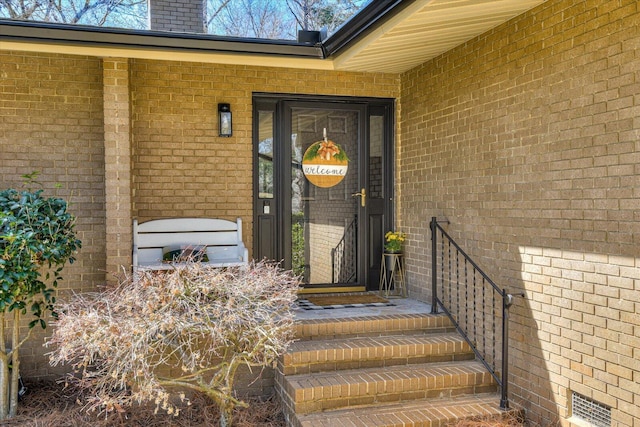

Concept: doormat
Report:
left=297, top=294, right=394, bottom=310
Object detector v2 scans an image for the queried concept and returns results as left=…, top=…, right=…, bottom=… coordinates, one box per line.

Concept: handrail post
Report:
left=500, top=291, right=512, bottom=410
left=331, top=247, right=336, bottom=284
left=430, top=217, right=438, bottom=314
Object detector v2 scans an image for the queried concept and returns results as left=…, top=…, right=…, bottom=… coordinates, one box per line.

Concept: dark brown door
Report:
left=253, top=96, right=394, bottom=291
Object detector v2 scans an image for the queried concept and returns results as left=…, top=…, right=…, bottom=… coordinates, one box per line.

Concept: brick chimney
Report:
left=149, top=0, right=205, bottom=33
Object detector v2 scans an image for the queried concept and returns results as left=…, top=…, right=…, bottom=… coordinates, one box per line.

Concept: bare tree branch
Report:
left=207, top=0, right=366, bottom=40
left=205, top=0, right=230, bottom=28
left=0, top=0, right=147, bottom=29
left=2, top=0, right=364, bottom=37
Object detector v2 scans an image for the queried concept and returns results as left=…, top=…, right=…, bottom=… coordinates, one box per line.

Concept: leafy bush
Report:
left=48, top=261, right=299, bottom=427
left=0, top=182, right=81, bottom=419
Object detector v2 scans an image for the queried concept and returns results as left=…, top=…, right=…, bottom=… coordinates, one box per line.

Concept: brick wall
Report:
left=103, top=58, right=133, bottom=280
left=399, top=0, right=639, bottom=425
left=0, top=49, right=399, bottom=387
left=149, top=0, right=204, bottom=33
left=130, top=60, right=399, bottom=255
left=0, top=51, right=106, bottom=377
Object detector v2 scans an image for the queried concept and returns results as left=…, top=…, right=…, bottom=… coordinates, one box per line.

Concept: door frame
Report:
left=252, top=93, right=395, bottom=291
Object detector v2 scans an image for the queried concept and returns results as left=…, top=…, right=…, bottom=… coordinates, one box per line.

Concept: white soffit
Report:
left=333, top=0, right=548, bottom=74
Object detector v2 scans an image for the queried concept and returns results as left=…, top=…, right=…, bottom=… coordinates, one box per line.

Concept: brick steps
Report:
left=282, top=360, right=497, bottom=415
left=281, top=332, right=475, bottom=375
left=277, top=311, right=515, bottom=427
left=294, top=313, right=455, bottom=341
left=294, top=394, right=512, bottom=427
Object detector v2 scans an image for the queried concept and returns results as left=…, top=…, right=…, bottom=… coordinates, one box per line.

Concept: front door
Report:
left=253, top=95, right=394, bottom=291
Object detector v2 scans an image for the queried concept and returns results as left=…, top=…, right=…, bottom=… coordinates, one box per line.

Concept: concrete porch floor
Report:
left=293, top=294, right=433, bottom=321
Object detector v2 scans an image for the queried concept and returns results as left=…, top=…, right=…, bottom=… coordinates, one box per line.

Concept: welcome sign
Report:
left=302, top=139, right=349, bottom=188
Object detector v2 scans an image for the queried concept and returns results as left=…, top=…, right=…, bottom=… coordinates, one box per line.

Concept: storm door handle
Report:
left=351, top=188, right=366, bottom=207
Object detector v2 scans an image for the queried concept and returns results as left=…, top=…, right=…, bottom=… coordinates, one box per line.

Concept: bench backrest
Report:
left=133, top=217, right=245, bottom=267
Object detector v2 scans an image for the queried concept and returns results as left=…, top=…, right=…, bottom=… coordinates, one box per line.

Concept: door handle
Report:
left=351, top=188, right=366, bottom=207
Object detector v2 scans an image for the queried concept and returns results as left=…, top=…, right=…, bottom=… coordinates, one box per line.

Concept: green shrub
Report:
left=0, top=179, right=81, bottom=419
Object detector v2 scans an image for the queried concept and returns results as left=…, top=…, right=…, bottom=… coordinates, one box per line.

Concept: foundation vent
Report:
left=572, top=392, right=611, bottom=427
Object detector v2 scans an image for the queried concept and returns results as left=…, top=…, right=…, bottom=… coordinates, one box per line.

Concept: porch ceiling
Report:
left=0, top=0, right=548, bottom=74
left=331, top=0, right=548, bottom=74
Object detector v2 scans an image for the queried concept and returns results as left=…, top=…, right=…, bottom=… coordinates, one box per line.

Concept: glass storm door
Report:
left=254, top=97, right=393, bottom=291
left=288, top=104, right=362, bottom=287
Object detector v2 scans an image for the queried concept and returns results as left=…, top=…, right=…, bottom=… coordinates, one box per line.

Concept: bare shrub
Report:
left=46, top=261, right=299, bottom=427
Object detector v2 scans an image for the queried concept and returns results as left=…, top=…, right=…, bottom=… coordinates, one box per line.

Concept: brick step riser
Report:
left=294, top=314, right=454, bottom=341
left=295, top=326, right=457, bottom=341
left=291, top=384, right=498, bottom=416
left=280, top=346, right=475, bottom=375
left=280, top=369, right=497, bottom=415
left=290, top=398, right=525, bottom=427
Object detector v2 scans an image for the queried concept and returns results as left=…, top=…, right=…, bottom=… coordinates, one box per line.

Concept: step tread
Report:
left=287, top=332, right=470, bottom=354
left=294, top=313, right=453, bottom=340
left=286, top=360, right=492, bottom=389
left=294, top=394, right=512, bottom=427
left=282, top=332, right=473, bottom=371
left=280, top=360, right=498, bottom=415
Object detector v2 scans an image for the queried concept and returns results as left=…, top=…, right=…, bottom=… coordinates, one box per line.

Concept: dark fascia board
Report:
left=0, top=19, right=324, bottom=58
left=322, top=0, right=418, bottom=57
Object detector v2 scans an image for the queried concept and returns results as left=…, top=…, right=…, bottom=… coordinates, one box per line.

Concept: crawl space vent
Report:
left=572, top=392, right=611, bottom=427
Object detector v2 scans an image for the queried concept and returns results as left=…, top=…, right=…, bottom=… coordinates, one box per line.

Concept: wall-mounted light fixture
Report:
left=218, top=103, right=232, bottom=137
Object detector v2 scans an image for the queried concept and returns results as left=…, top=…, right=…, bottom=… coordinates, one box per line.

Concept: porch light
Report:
left=218, top=103, right=232, bottom=137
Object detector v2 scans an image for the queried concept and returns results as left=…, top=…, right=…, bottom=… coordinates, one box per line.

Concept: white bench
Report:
left=132, top=217, right=249, bottom=270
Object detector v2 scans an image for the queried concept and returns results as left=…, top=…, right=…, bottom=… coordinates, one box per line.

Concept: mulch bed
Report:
left=1, top=380, right=285, bottom=427
left=3, top=381, right=525, bottom=427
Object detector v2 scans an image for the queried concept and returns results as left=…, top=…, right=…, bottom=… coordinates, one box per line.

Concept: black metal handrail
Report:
left=331, top=216, right=357, bottom=283
left=430, top=217, right=523, bottom=410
